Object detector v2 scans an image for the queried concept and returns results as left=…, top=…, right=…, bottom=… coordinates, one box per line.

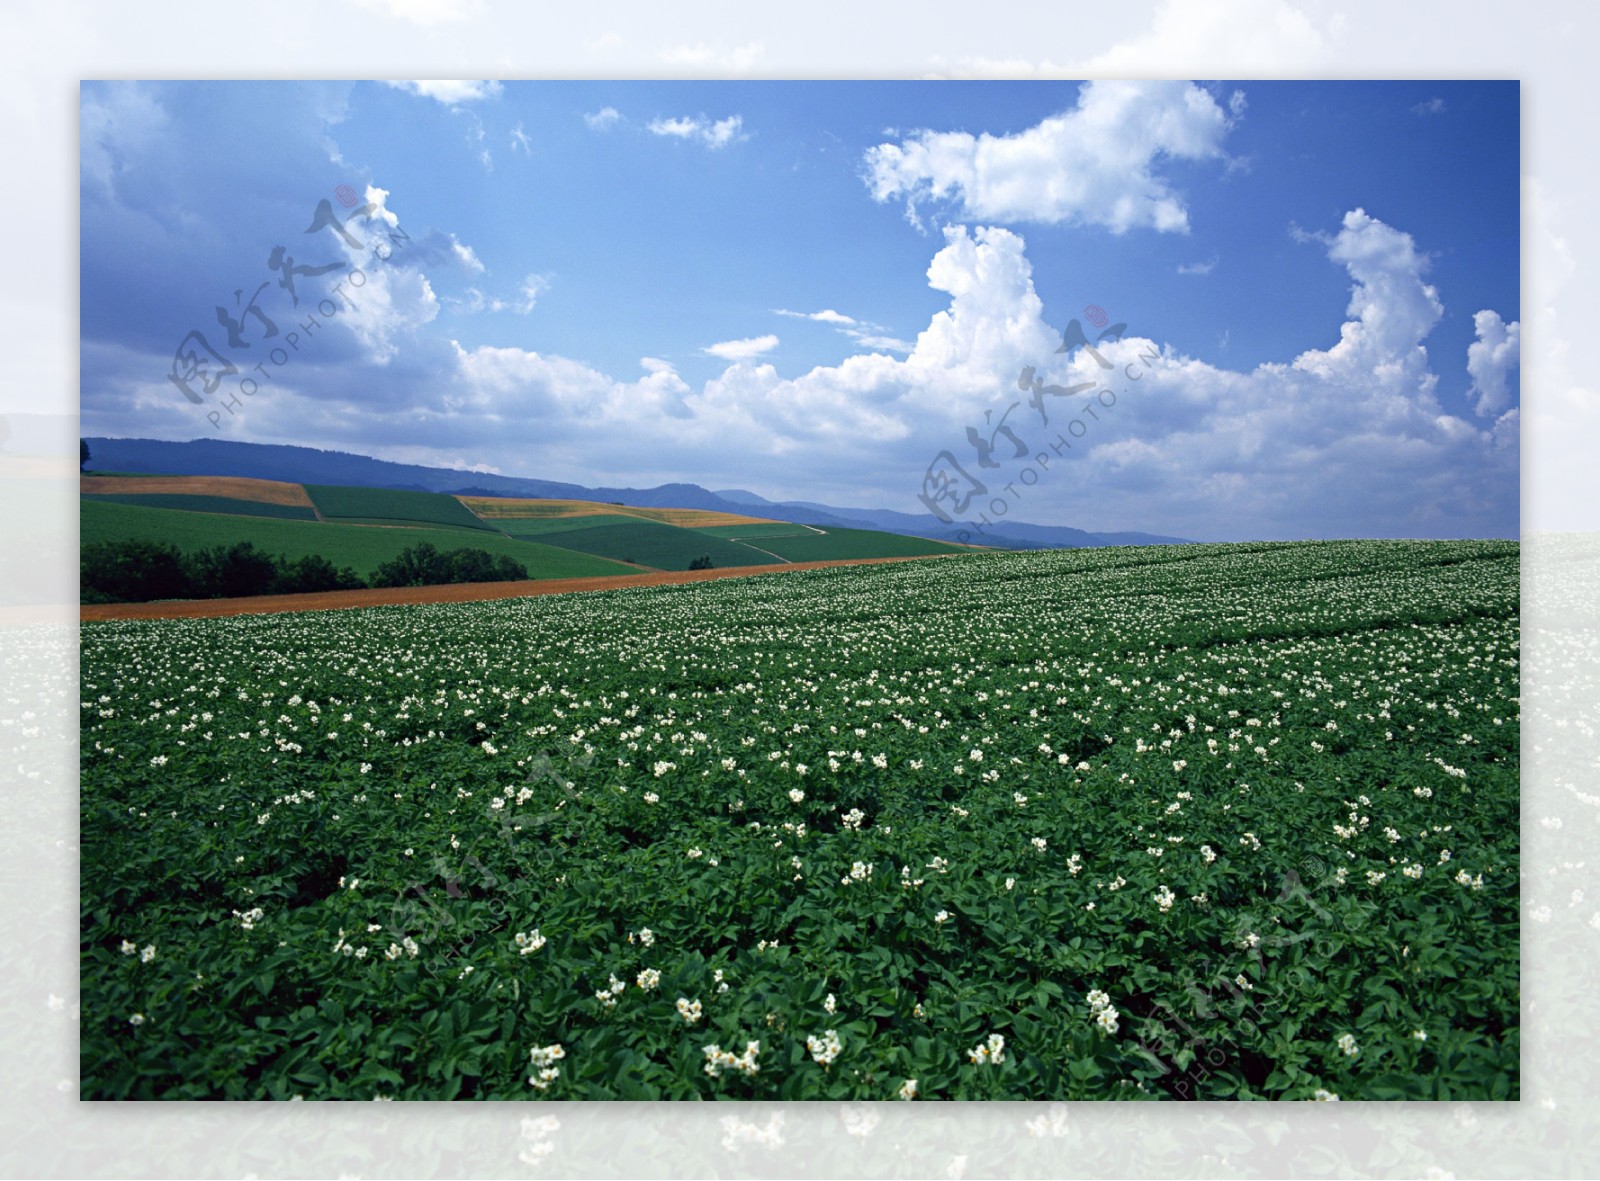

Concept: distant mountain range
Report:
left=82, top=437, right=1192, bottom=550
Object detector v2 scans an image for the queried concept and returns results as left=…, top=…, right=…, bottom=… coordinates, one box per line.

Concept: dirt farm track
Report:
left=80, top=554, right=959, bottom=622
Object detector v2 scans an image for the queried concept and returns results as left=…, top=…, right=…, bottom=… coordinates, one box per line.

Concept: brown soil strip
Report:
left=80, top=554, right=961, bottom=622
left=80, top=475, right=316, bottom=507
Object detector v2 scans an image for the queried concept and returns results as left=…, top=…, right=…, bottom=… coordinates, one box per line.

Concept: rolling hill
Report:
left=82, top=437, right=1193, bottom=549
left=81, top=499, right=639, bottom=582
left=80, top=471, right=974, bottom=598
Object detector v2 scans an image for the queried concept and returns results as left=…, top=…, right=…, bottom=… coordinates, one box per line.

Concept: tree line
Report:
left=81, top=540, right=529, bottom=604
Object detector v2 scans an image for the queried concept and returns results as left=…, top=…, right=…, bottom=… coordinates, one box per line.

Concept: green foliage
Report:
left=370, top=543, right=529, bottom=588
left=80, top=538, right=192, bottom=603
left=79, top=539, right=1519, bottom=1100
left=283, top=553, right=368, bottom=595
left=81, top=539, right=367, bottom=603
left=187, top=541, right=284, bottom=599
left=687, top=556, right=714, bottom=570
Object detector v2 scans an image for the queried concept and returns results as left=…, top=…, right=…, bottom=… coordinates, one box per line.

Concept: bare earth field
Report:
left=80, top=475, right=318, bottom=507
left=79, top=554, right=958, bottom=621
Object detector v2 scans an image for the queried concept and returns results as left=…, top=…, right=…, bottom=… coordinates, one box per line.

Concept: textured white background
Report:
left=2, top=1, right=1592, bottom=1175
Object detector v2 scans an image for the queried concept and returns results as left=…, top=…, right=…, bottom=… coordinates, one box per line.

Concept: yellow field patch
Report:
left=80, top=475, right=316, bottom=507
left=458, top=497, right=627, bottom=520
left=626, top=507, right=775, bottom=528
left=457, top=496, right=773, bottom=527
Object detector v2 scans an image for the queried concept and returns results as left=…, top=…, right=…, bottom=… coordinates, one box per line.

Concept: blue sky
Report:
left=80, top=79, right=1519, bottom=540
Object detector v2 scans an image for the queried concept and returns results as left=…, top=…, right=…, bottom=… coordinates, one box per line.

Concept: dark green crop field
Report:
left=528, top=519, right=786, bottom=571
left=80, top=539, right=1518, bottom=1101
left=82, top=493, right=319, bottom=521
left=696, top=523, right=824, bottom=540
left=750, top=527, right=971, bottom=562
left=303, top=485, right=495, bottom=532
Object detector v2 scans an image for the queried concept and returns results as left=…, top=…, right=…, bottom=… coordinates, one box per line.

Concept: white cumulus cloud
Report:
left=584, top=107, right=622, bottom=131
left=648, top=114, right=745, bottom=149
left=775, top=308, right=858, bottom=325
left=1291, top=208, right=1443, bottom=379
left=863, top=81, right=1234, bottom=233
left=1467, top=309, right=1521, bottom=416
left=704, top=334, right=780, bottom=361
left=450, top=236, right=485, bottom=274
left=453, top=273, right=552, bottom=316
left=774, top=307, right=914, bottom=355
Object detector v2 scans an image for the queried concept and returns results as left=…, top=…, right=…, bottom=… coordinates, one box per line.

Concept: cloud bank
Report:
left=864, top=80, right=1235, bottom=232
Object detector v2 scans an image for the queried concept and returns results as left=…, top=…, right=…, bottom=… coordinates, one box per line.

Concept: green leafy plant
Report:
left=79, top=539, right=1519, bottom=1100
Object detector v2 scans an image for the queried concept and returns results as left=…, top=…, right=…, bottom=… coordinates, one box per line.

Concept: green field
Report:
left=528, top=519, right=787, bottom=571
left=697, top=522, right=824, bottom=539
left=495, top=514, right=649, bottom=538
left=311, top=517, right=493, bottom=534
left=82, top=493, right=318, bottom=521
left=303, top=485, right=494, bottom=532
left=78, top=539, right=1519, bottom=1100
left=748, top=527, right=971, bottom=562
left=81, top=500, right=637, bottom=581
left=524, top=520, right=969, bottom=570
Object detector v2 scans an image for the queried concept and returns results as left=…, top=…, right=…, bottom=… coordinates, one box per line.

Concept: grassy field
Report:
left=525, top=519, right=786, bottom=571
left=509, top=519, right=971, bottom=570
left=304, top=485, right=495, bottom=532
left=81, top=500, right=637, bottom=581
left=309, top=517, right=493, bottom=534
left=78, top=539, right=1519, bottom=1100
left=493, top=514, right=648, bottom=538
left=746, top=527, right=972, bottom=562
left=697, top=522, right=824, bottom=540
left=82, top=493, right=318, bottom=521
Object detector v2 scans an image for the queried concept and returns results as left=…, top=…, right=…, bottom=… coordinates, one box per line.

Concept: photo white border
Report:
left=5, top=2, right=1594, bottom=1175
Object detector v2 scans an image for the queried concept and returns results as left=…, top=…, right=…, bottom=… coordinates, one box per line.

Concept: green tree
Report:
left=281, top=553, right=365, bottom=594
left=81, top=539, right=192, bottom=603
left=371, top=543, right=445, bottom=588
left=80, top=438, right=90, bottom=469
left=187, top=542, right=281, bottom=599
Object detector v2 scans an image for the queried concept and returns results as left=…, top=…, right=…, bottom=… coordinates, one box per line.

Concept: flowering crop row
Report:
left=80, top=539, right=1519, bottom=1099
